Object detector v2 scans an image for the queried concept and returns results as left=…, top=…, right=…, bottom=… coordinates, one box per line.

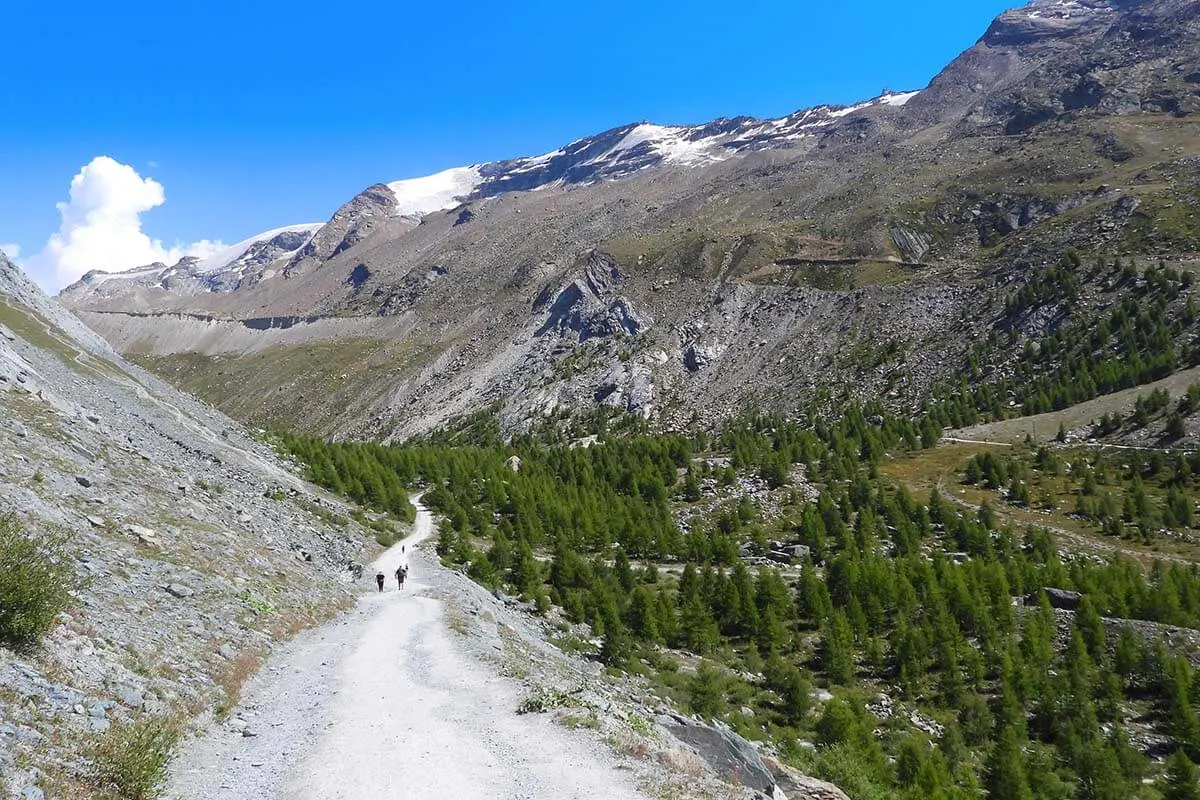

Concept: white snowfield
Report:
left=381, top=88, right=922, bottom=217
left=879, top=90, right=920, bottom=107
left=605, top=123, right=727, bottom=167
left=164, top=502, right=650, bottom=800
left=192, top=223, right=325, bottom=274
left=387, top=165, right=484, bottom=218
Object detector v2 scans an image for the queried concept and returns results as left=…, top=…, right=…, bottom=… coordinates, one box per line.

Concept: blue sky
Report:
left=0, top=0, right=1014, bottom=289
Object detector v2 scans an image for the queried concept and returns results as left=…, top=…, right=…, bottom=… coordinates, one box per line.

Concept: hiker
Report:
left=375, top=571, right=385, bottom=592
left=395, top=564, right=407, bottom=590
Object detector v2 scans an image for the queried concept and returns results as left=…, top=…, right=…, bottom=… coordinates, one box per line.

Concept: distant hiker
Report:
left=395, top=565, right=407, bottom=590
left=375, top=572, right=385, bottom=592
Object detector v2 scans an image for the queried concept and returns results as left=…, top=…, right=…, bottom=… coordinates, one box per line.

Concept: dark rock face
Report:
left=907, top=0, right=1200, bottom=137
left=1026, top=587, right=1084, bottom=610
left=982, top=1, right=1114, bottom=47
left=535, top=253, right=649, bottom=342
left=285, top=185, right=398, bottom=276
left=346, top=264, right=371, bottom=289
left=667, top=718, right=776, bottom=793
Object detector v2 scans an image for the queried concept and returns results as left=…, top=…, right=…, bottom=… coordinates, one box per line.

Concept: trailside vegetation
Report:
left=0, top=514, right=78, bottom=648
left=283, top=402, right=1200, bottom=800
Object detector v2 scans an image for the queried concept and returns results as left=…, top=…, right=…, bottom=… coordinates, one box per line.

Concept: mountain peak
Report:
left=57, top=223, right=324, bottom=302
left=376, top=89, right=922, bottom=220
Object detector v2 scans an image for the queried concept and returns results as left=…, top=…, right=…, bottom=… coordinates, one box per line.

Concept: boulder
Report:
left=667, top=718, right=775, bottom=793
left=890, top=227, right=932, bottom=262
left=684, top=344, right=722, bottom=372
left=1026, top=587, right=1082, bottom=610
left=626, top=365, right=653, bottom=415
left=762, top=755, right=851, bottom=800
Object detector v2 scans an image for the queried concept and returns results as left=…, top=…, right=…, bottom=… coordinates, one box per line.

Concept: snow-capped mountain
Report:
left=58, top=223, right=324, bottom=303
left=61, top=90, right=920, bottom=300
left=379, top=90, right=921, bottom=219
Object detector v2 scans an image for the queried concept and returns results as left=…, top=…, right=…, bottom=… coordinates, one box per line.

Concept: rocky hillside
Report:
left=59, top=0, right=1200, bottom=441
left=0, top=253, right=380, bottom=797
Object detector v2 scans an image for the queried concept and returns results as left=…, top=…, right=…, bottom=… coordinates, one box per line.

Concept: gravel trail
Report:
left=164, top=503, right=650, bottom=800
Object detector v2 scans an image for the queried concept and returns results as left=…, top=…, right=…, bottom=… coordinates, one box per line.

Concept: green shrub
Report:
left=517, top=685, right=578, bottom=715
left=90, top=716, right=181, bottom=800
left=0, top=514, right=76, bottom=647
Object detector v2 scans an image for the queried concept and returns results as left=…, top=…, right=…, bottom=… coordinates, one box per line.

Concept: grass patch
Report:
left=130, top=336, right=415, bottom=435
left=89, top=715, right=181, bottom=800
left=0, top=299, right=124, bottom=382
left=560, top=711, right=602, bottom=730
left=213, top=648, right=265, bottom=720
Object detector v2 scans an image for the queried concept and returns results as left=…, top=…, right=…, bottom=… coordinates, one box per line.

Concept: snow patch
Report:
left=827, top=100, right=875, bottom=119
left=880, top=90, right=920, bottom=107
left=85, top=266, right=166, bottom=285
left=194, top=223, right=324, bottom=274
left=387, top=166, right=483, bottom=218
left=597, top=124, right=727, bottom=167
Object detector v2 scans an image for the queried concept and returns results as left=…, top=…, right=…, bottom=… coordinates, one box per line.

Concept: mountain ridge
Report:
left=60, top=89, right=923, bottom=305
left=57, top=0, right=1200, bottom=442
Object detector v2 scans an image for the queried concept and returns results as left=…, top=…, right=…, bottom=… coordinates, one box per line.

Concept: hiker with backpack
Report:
left=375, top=571, right=385, bottom=592
left=395, top=564, right=408, bottom=590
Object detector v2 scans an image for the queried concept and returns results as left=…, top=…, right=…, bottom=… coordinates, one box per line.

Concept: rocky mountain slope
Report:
left=60, top=0, right=1200, bottom=441
left=0, top=252, right=378, bottom=797
left=0, top=250, right=857, bottom=800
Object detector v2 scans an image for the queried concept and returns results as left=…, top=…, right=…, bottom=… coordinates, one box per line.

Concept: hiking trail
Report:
left=163, top=500, right=650, bottom=800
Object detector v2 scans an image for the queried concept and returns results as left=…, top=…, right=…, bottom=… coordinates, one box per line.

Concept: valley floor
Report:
left=163, top=504, right=651, bottom=800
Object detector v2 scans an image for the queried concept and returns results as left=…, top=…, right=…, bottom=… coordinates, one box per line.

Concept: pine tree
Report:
left=985, top=725, right=1033, bottom=800
left=781, top=668, right=812, bottom=727
left=688, top=662, right=725, bottom=719
left=1162, top=750, right=1200, bottom=800
left=822, top=610, right=856, bottom=684
left=599, top=593, right=631, bottom=666
left=626, top=586, right=660, bottom=643
left=1075, top=596, right=1107, bottom=662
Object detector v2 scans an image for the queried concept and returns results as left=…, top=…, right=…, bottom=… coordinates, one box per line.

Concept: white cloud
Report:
left=26, top=156, right=224, bottom=292
left=0, top=243, right=20, bottom=261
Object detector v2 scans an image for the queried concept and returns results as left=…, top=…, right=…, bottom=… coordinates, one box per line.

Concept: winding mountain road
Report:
left=164, top=502, right=650, bottom=800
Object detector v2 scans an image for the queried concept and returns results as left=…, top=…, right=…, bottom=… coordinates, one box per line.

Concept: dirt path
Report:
left=164, top=502, right=650, bottom=800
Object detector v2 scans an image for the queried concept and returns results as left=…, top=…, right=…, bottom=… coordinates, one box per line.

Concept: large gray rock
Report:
left=683, top=343, right=722, bottom=372
left=1026, top=587, right=1082, bottom=610
left=890, top=227, right=932, bottom=262
left=667, top=718, right=776, bottom=793
left=762, top=755, right=851, bottom=800
left=535, top=253, right=648, bottom=343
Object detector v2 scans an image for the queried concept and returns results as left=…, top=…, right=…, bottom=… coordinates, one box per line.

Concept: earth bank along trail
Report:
left=164, top=502, right=650, bottom=800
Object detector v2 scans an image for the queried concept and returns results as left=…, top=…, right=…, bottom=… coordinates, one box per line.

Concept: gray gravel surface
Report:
left=164, top=506, right=652, bottom=800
